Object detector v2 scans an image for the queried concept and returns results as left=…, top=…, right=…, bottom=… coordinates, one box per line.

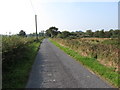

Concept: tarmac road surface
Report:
left=26, top=39, right=112, bottom=88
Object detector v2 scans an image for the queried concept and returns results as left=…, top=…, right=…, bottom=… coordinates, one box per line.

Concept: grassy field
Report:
left=2, top=36, right=44, bottom=88
left=50, top=38, right=119, bottom=87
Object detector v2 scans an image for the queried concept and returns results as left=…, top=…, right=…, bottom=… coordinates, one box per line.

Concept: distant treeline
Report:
left=12, top=27, right=119, bottom=38
left=45, top=27, right=120, bottom=38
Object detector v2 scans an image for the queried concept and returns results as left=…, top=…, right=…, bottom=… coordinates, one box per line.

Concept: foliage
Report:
left=45, top=27, right=120, bottom=38
left=50, top=39, right=119, bottom=87
left=46, top=26, right=59, bottom=37
left=86, top=30, right=93, bottom=37
left=51, top=38, right=119, bottom=71
left=2, top=36, right=44, bottom=88
left=29, top=31, right=45, bottom=37
left=2, top=36, right=34, bottom=53
left=57, top=31, right=71, bottom=38
left=18, top=30, right=27, bottom=37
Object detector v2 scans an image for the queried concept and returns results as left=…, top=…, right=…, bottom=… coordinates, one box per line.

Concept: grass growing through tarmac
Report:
left=50, top=39, right=119, bottom=88
left=3, top=42, right=41, bottom=88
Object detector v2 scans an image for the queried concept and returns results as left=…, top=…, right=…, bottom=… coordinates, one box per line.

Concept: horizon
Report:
left=0, top=28, right=119, bottom=35
left=0, top=0, right=119, bottom=35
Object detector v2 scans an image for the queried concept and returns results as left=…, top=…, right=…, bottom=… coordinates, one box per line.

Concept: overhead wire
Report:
left=29, top=0, right=36, bottom=14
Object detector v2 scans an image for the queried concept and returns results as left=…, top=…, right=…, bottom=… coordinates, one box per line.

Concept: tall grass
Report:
left=51, top=38, right=119, bottom=71
left=50, top=39, right=119, bottom=87
left=2, top=36, right=44, bottom=88
left=2, top=36, right=34, bottom=53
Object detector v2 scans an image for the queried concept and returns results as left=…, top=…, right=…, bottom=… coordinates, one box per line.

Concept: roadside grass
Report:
left=3, top=41, right=41, bottom=88
left=101, top=38, right=119, bottom=46
left=50, top=39, right=119, bottom=88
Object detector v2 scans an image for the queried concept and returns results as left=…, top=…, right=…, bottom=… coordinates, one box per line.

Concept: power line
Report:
left=29, top=0, right=36, bottom=14
left=29, top=0, right=38, bottom=40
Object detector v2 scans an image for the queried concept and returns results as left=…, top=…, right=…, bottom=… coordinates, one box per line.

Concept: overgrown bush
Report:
left=2, top=36, right=44, bottom=88
left=2, top=36, right=44, bottom=71
left=52, top=38, right=119, bottom=71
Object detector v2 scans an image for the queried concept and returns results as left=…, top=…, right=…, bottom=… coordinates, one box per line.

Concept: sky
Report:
left=0, top=0, right=119, bottom=35
left=118, top=1, right=120, bottom=29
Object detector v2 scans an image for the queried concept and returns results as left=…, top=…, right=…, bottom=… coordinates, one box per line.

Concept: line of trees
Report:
left=18, top=30, right=27, bottom=37
left=16, top=27, right=120, bottom=38
left=45, top=27, right=120, bottom=38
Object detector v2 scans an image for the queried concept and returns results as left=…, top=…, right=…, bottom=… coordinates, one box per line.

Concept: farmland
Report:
left=50, top=38, right=119, bottom=87
left=2, top=36, right=44, bottom=88
left=51, top=38, right=119, bottom=69
left=1, top=28, right=120, bottom=88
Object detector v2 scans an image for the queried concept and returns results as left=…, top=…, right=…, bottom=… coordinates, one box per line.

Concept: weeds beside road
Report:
left=2, top=36, right=44, bottom=88
left=51, top=38, right=119, bottom=71
left=50, top=38, right=119, bottom=88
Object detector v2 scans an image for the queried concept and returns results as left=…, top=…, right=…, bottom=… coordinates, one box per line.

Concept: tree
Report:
left=109, top=29, right=114, bottom=38
left=46, top=26, right=59, bottom=37
left=57, top=31, right=71, bottom=38
left=18, top=30, right=26, bottom=37
left=112, top=30, right=120, bottom=38
left=93, top=30, right=99, bottom=37
left=86, top=30, right=93, bottom=37
left=99, top=29, right=105, bottom=38
left=71, top=32, right=77, bottom=37
left=46, top=29, right=51, bottom=37
left=104, top=31, right=111, bottom=38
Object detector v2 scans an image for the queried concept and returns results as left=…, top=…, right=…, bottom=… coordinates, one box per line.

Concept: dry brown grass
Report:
left=52, top=38, right=119, bottom=71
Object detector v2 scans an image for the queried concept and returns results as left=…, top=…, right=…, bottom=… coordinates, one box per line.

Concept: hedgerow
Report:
left=52, top=38, right=119, bottom=71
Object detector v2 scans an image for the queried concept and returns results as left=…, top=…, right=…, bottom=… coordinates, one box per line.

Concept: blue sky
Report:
left=0, top=0, right=118, bottom=34
left=38, top=2, right=118, bottom=32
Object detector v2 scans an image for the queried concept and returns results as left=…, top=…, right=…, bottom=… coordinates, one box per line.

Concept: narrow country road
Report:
left=26, top=39, right=112, bottom=88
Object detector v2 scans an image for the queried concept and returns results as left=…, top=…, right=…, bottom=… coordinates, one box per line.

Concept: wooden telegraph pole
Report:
left=35, top=15, right=38, bottom=41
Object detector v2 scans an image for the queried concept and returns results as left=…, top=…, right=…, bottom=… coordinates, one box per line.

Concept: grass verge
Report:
left=49, top=39, right=119, bottom=88
left=3, top=41, right=42, bottom=88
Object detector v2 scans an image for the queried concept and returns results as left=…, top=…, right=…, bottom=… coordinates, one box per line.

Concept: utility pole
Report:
left=35, top=15, right=38, bottom=40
